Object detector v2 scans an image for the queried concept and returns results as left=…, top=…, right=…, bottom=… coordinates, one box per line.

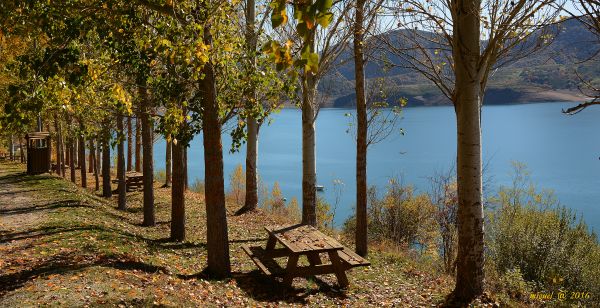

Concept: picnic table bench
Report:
left=112, top=171, right=144, bottom=192
left=242, top=224, right=370, bottom=288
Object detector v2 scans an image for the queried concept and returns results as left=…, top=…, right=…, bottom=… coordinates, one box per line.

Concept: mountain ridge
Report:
left=319, top=18, right=599, bottom=108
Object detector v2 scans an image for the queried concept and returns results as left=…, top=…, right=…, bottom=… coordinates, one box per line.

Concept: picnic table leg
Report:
left=328, top=251, right=349, bottom=288
left=265, top=234, right=277, bottom=250
left=282, top=253, right=299, bottom=286
left=307, top=252, right=322, bottom=266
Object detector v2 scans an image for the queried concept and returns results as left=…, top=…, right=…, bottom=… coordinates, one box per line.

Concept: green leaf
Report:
left=306, top=52, right=319, bottom=74
left=316, top=0, right=333, bottom=12
left=316, top=12, right=333, bottom=27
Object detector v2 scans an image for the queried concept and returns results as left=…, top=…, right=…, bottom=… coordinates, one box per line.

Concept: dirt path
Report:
left=0, top=163, right=48, bottom=234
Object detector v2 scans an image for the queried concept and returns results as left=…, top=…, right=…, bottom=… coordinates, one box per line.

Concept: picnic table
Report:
left=242, top=224, right=370, bottom=288
left=112, top=171, right=144, bottom=192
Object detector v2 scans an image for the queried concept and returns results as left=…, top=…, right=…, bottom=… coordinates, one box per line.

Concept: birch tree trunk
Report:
left=241, top=117, right=258, bottom=213
left=171, top=140, right=185, bottom=241
left=301, top=74, right=318, bottom=226
left=140, top=86, right=155, bottom=226
left=237, top=0, right=259, bottom=215
left=201, top=26, right=231, bottom=278
left=117, top=114, right=127, bottom=210
left=452, top=0, right=485, bottom=302
left=354, top=0, right=368, bottom=257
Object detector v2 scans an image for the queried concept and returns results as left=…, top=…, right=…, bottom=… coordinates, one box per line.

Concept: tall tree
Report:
left=240, top=0, right=259, bottom=215
left=268, top=0, right=352, bottom=226
left=102, top=123, right=112, bottom=198
left=171, top=139, right=185, bottom=241
left=140, top=85, right=155, bottom=226
left=387, top=0, right=562, bottom=302
left=201, top=26, right=231, bottom=277
left=353, top=0, right=368, bottom=257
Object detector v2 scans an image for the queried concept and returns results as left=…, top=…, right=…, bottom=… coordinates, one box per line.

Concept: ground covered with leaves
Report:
left=0, top=161, right=458, bottom=307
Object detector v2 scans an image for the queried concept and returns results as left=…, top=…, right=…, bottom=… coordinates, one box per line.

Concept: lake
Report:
left=152, top=102, right=600, bottom=231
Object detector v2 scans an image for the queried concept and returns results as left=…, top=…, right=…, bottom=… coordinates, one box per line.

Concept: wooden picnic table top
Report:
left=265, top=224, right=344, bottom=254
left=125, top=172, right=143, bottom=179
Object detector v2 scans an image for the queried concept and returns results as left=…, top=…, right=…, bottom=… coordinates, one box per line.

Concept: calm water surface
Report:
left=152, top=102, right=600, bottom=231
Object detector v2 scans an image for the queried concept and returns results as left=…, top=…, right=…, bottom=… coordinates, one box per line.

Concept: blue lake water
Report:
left=152, top=102, right=600, bottom=231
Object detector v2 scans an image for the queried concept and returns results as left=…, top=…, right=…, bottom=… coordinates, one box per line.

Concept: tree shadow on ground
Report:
left=0, top=199, right=95, bottom=216
left=0, top=173, right=56, bottom=185
left=0, top=251, right=170, bottom=296
left=233, top=271, right=348, bottom=305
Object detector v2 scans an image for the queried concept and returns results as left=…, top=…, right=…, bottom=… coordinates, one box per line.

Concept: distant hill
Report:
left=320, top=18, right=600, bottom=108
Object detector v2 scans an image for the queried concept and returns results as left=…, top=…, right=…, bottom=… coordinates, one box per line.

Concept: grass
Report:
left=0, top=160, right=455, bottom=307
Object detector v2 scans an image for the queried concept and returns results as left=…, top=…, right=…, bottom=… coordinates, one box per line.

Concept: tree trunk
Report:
left=89, top=138, right=98, bottom=191
left=95, top=138, right=100, bottom=191
left=201, top=27, right=231, bottom=278
left=19, top=139, right=24, bottom=163
left=75, top=137, right=79, bottom=169
left=9, top=135, right=14, bottom=161
left=238, top=117, right=258, bottom=214
left=183, top=147, right=188, bottom=190
left=135, top=116, right=142, bottom=172
left=58, top=121, right=66, bottom=177
left=88, top=139, right=94, bottom=173
left=140, top=86, right=155, bottom=226
left=301, top=72, right=318, bottom=226
left=164, top=137, right=172, bottom=187
left=236, top=0, right=259, bottom=215
left=69, top=139, right=76, bottom=183
left=117, top=114, right=127, bottom=210
left=127, top=116, right=133, bottom=172
left=171, top=140, right=185, bottom=241
left=65, top=135, right=70, bottom=167
left=54, top=117, right=62, bottom=176
left=102, top=126, right=112, bottom=198
left=354, top=0, right=368, bottom=257
left=79, top=123, right=87, bottom=188
left=451, top=0, right=485, bottom=302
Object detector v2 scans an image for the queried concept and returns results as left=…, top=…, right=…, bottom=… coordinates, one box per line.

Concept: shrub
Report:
left=428, top=169, right=458, bottom=274
left=487, top=162, right=600, bottom=300
left=154, top=168, right=166, bottom=183
left=264, top=182, right=285, bottom=213
left=260, top=182, right=302, bottom=223
left=344, top=178, right=437, bottom=251
left=190, top=178, right=205, bottom=194
left=317, top=195, right=334, bottom=231
left=227, top=164, right=245, bottom=207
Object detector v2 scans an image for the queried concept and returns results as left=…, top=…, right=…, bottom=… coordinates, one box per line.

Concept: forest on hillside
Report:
left=1, top=0, right=600, bottom=307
